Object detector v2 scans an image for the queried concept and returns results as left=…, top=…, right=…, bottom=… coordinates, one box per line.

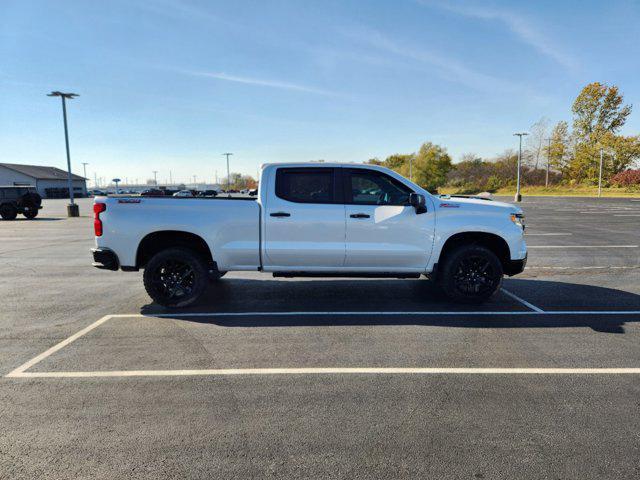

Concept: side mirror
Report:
left=409, top=193, right=427, bottom=214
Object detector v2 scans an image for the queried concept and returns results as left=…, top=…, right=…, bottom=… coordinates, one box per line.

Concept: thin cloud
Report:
left=417, top=0, right=577, bottom=70
left=342, top=25, right=525, bottom=94
left=186, top=71, right=340, bottom=97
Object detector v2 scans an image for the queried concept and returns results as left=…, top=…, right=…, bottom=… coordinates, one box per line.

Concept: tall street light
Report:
left=222, top=153, right=233, bottom=195
left=544, top=138, right=551, bottom=188
left=82, top=162, right=89, bottom=189
left=48, top=91, right=79, bottom=217
left=513, top=132, right=528, bottom=202
left=152, top=170, right=158, bottom=186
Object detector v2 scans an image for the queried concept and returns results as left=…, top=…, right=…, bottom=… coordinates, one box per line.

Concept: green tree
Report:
left=572, top=82, right=631, bottom=140
left=399, top=142, right=452, bottom=192
left=570, top=83, right=638, bottom=182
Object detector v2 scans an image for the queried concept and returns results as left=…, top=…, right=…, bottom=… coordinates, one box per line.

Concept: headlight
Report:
left=510, top=213, right=525, bottom=230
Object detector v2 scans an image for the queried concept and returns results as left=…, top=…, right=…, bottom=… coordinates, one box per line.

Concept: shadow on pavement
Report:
left=140, top=278, right=640, bottom=333
left=9, top=217, right=63, bottom=222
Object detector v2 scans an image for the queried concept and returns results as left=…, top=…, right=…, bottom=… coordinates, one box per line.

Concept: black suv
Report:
left=0, top=186, right=43, bottom=220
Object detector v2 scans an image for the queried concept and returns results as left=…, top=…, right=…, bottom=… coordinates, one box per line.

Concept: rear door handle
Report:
left=270, top=212, right=291, bottom=217
left=350, top=213, right=370, bottom=219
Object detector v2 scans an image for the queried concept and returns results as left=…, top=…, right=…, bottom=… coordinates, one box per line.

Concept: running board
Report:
left=272, top=272, right=421, bottom=279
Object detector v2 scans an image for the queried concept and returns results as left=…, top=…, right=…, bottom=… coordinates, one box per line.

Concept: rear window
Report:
left=275, top=168, right=336, bottom=204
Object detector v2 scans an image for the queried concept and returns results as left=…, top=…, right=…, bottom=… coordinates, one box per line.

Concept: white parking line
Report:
left=501, top=289, right=544, bottom=313
left=6, top=311, right=640, bottom=379
left=528, top=245, right=638, bottom=249
left=525, top=233, right=572, bottom=236
left=526, top=265, right=639, bottom=271
left=12, top=367, right=640, bottom=378
left=6, top=315, right=111, bottom=378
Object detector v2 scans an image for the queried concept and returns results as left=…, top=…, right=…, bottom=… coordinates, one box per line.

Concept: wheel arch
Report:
left=436, top=231, right=511, bottom=273
left=136, top=230, right=215, bottom=269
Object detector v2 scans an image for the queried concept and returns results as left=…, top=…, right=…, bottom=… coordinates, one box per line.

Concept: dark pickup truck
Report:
left=0, top=186, right=42, bottom=220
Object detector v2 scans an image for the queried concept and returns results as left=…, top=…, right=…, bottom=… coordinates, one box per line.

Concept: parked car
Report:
left=172, top=190, right=194, bottom=197
left=140, top=189, right=165, bottom=197
left=90, top=189, right=107, bottom=196
left=0, top=186, right=42, bottom=220
left=91, top=163, right=527, bottom=308
left=198, top=190, right=218, bottom=197
left=248, top=188, right=258, bottom=196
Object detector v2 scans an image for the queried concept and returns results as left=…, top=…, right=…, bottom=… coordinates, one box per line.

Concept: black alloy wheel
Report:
left=143, top=248, right=208, bottom=308
left=439, top=245, right=503, bottom=303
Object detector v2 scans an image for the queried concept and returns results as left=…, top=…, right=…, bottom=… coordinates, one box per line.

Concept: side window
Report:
left=275, top=168, right=336, bottom=204
left=347, top=169, right=412, bottom=205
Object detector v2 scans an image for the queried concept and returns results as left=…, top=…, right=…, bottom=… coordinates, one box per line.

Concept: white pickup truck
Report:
left=92, top=163, right=527, bottom=307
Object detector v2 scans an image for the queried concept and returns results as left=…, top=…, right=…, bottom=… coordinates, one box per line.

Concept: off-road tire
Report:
left=143, top=247, right=208, bottom=308
left=23, top=207, right=39, bottom=219
left=0, top=204, right=18, bottom=220
left=438, top=245, right=503, bottom=304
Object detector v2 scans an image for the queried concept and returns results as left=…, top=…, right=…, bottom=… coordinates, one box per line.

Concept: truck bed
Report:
left=95, top=196, right=261, bottom=270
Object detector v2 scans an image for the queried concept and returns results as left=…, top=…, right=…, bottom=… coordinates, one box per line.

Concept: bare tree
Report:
left=525, top=117, right=550, bottom=169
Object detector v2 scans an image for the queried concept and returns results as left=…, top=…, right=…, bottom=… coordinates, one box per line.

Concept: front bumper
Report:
left=91, top=247, right=119, bottom=271
left=504, top=253, right=527, bottom=276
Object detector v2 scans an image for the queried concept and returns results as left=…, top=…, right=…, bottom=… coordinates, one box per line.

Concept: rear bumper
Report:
left=91, top=247, right=119, bottom=271
left=504, top=253, right=527, bottom=276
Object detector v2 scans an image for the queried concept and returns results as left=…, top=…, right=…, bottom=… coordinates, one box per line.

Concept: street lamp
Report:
left=222, top=153, right=233, bottom=195
left=82, top=162, right=89, bottom=190
left=112, top=178, right=121, bottom=194
left=513, top=132, right=528, bottom=202
left=152, top=170, right=158, bottom=186
left=48, top=91, right=79, bottom=217
left=544, top=138, right=551, bottom=188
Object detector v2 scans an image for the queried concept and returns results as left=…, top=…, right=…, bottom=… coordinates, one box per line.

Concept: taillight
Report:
left=94, top=203, right=106, bottom=236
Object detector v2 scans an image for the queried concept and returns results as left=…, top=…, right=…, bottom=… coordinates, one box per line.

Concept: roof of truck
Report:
left=260, top=162, right=389, bottom=170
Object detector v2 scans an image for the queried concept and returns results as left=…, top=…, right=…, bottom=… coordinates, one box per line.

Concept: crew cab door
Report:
left=264, top=167, right=346, bottom=268
left=343, top=168, right=434, bottom=270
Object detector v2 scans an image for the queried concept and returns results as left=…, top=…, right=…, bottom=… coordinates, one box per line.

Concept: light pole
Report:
left=82, top=162, right=89, bottom=190
left=152, top=170, right=158, bottom=186
left=598, top=147, right=604, bottom=198
left=409, top=157, right=413, bottom=181
left=222, top=153, right=233, bottom=195
left=48, top=91, right=79, bottom=216
left=545, top=138, right=551, bottom=188
left=513, top=132, right=528, bottom=202
left=112, top=178, right=121, bottom=194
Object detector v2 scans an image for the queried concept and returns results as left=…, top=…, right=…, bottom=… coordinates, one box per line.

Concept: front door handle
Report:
left=350, top=213, right=370, bottom=219
left=270, top=212, right=291, bottom=217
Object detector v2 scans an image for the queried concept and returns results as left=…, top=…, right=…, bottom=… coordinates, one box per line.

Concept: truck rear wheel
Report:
left=143, top=247, right=208, bottom=308
left=0, top=204, right=18, bottom=220
left=438, top=245, right=503, bottom=304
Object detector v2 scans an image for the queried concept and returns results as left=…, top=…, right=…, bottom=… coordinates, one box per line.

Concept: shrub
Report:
left=611, top=169, right=640, bottom=187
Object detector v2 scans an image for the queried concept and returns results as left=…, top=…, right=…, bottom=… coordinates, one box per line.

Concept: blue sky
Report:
left=1, top=0, right=639, bottom=185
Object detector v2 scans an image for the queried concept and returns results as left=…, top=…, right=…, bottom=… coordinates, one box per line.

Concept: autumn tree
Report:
left=570, top=82, right=640, bottom=182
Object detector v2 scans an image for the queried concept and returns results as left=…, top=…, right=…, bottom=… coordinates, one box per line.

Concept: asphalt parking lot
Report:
left=1, top=196, right=640, bottom=479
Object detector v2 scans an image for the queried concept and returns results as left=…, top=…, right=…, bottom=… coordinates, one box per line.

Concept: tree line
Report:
left=367, top=82, right=640, bottom=193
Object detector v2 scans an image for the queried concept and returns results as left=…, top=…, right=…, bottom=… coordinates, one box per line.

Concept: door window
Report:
left=346, top=169, right=412, bottom=205
left=275, top=168, right=336, bottom=204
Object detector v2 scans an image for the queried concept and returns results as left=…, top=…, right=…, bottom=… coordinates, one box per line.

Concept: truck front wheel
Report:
left=438, top=245, right=503, bottom=304
left=143, top=247, right=208, bottom=308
